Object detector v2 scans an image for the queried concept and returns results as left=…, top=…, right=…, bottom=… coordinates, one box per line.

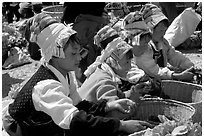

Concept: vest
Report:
left=8, top=65, right=69, bottom=135
left=151, top=45, right=165, bottom=67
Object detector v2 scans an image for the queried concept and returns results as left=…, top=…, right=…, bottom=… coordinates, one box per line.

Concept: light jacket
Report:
left=134, top=38, right=194, bottom=80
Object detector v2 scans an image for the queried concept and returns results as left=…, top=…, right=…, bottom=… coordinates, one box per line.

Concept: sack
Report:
left=164, top=8, right=201, bottom=47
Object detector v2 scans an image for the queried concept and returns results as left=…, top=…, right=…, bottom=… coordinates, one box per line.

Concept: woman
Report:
left=124, top=4, right=194, bottom=82
left=2, top=13, right=152, bottom=136
left=78, top=26, right=152, bottom=119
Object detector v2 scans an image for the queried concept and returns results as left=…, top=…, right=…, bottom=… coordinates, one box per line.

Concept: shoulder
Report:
left=162, top=37, right=171, bottom=47
left=94, top=67, right=113, bottom=80
left=84, top=67, right=114, bottom=86
left=33, top=79, right=64, bottom=96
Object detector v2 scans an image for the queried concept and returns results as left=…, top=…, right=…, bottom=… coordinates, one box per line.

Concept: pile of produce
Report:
left=130, top=115, right=202, bottom=136
left=2, top=22, right=28, bottom=50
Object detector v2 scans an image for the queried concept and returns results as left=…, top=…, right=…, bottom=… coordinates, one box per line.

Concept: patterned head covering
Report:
left=30, top=13, right=77, bottom=62
left=140, top=3, right=169, bottom=29
left=105, top=2, right=129, bottom=15
left=94, top=25, right=132, bottom=60
left=122, top=11, right=149, bottom=33
left=85, top=25, right=132, bottom=77
left=122, top=11, right=151, bottom=46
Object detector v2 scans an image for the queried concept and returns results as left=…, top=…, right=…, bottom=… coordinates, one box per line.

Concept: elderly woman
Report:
left=2, top=13, right=152, bottom=136
left=78, top=25, right=151, bottom=114
left=123, top=4, right=195, bottom=82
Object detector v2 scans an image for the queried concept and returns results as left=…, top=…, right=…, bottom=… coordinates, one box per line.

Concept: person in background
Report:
left=71, top=2, right=109, bottom=83
left=3, top=2, right=21, bottom=23
left=120, top=11, right=163, bottom=97
left=20, top=3, right=43, bottom=61
left=31, top=2, right=43, bottom=14
left=125, top=4, right=195, bottom=82
left=18, top=2, right=34, bottom=20
left=105, top=2, right=130, bottom=19
left=2, top=13, right=152, bottom=136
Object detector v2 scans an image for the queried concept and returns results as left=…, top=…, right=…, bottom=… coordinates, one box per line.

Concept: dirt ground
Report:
left=1, top=49, right=202, bottom=100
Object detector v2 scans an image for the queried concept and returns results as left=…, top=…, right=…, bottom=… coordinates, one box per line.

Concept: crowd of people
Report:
left=2, top=2, right=202, bottom=136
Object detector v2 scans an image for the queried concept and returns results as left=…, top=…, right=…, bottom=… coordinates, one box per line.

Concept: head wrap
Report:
left=85, top=25, right=132, bottom=77
left=122, top=11, right=150, bottom=33
left=105, top=2, right=129, bottom=14
left=30, top=13, right=77, bottom=62
left=122, top=11, right=151, bottom=46
left=140, top=3, right=168, bottom=29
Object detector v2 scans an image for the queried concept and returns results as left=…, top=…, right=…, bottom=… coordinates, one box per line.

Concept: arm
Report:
left=165, top=39, right=194, bottom=70
left=32, top=79, right=121, bottom=135
left=135, top=49, right=174, bottom=80
left=96, top=79, right=126, bottom=101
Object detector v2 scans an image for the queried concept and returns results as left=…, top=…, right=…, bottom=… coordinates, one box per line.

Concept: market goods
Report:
left=130, top=115, right=202, bottom=136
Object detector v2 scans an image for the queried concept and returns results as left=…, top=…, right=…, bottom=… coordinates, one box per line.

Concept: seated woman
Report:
left=2, top=13, right=152, bottom=136
left=78, top=25, right=151, bottom=109
left=122, top=4, right=194, bottom=82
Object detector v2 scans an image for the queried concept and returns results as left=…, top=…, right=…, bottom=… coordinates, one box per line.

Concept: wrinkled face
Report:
left=57, top=41, right=81, bottom=73
left=131, top=33, right=151, bottom=57
left=115, top=50, right=133, bottom=78
left=152, top=21, right=168, bottom=42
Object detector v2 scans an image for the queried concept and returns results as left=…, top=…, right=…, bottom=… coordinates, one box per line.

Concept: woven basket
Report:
left=161, top=80, right=202, bottom=123
left=41, top=5, right=64, bottom=21
left=132, top=98, right=195, bottom=122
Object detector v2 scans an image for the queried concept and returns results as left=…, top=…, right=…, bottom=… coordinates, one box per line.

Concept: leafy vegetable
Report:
left=130, top=115, right=202, bottom=136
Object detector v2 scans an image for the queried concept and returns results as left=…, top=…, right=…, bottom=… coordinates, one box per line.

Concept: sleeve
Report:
left=75, top=99, right=107, bottom=116
left=135, top=49, right=174, bottom=80
left=32, top=79, right=79, bottom=129
left=127, top=60, right=145, bottom=84
left=69, top=110, right=120, bottom=136
left=165, top=41, right=194, bottom=70
left=96, top=80, right=125, bottom=101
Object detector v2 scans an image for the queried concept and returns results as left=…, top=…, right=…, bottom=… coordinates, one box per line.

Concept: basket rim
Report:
left=136, top=98, right=196, bottom=122
left=161, top=80, right=202, bottom=104
left=139, top=98, right=196, bottom=112
left=41, top=5, right=64, bottom=13
left=161, top=80, right=202, bottom=87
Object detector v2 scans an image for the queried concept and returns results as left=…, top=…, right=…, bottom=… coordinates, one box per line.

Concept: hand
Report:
left=119, top=120, right=153, bottom=134
left=127, top=82, right=151, bottom=102
left=172, top=67, right=194, bottom=82
left=134, top=81, right=151, bottom=95
left=106, top=99, right=136, bottom=114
